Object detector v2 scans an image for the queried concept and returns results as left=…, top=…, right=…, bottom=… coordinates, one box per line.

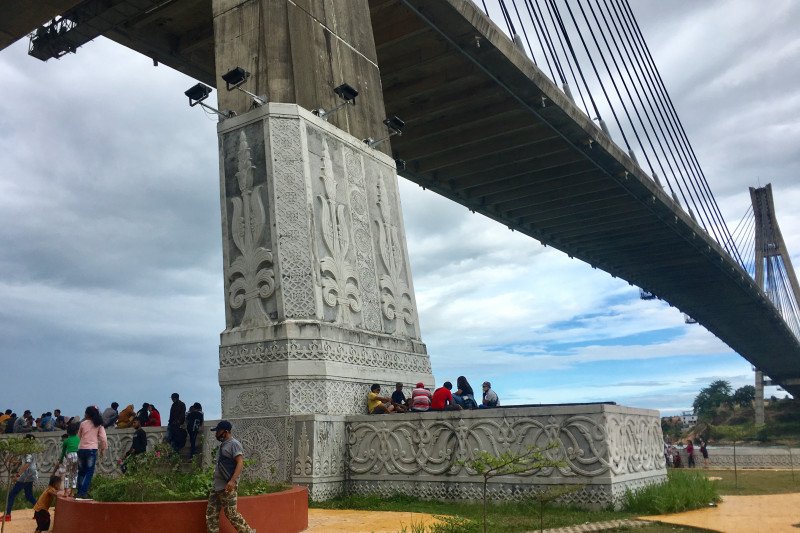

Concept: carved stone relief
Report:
left=375, top=173, right=416, bottom=337
left=270, top=117, right=316, bottom=319
left=342, top=145, right=383, bottom=333
left=313, top=419, right=346, bottom=477
left=316, top=138, right=362, bottom=326
left=225, top=130, right=275, bottom=330
left=222, top=385, right=282, bottom=417
left=219, top=338, right=432, bottom=374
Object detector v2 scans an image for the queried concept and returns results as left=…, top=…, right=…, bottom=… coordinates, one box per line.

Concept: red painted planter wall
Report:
left=53, top=486, right=308, bottom=533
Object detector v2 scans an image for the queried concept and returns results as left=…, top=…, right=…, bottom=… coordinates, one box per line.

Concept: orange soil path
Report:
left=3, top=507, right=444, bottom=533
left=642, top=493, right=800, bottom=533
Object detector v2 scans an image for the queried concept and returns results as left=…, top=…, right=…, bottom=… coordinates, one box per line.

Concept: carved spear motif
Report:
left=376, top=174, right=415, bottom=336
left=317, top=139, right=362, bottom=324
left=226, top=130, right=275, bottom=329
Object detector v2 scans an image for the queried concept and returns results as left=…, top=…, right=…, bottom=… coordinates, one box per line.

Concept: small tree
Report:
left=524, top=484, right=585, bottom=533
left=0, top=437, right=44, bottom=533
left=460, top=443, right=564, bottom=533
left=714, top=425, right=757, bottom=489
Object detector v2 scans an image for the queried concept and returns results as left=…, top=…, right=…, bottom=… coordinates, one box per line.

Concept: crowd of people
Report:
left=1, top=394, right=205, bottom=457
left=2, top=393, right=207, bottom=530
left=367, top=376, right=500, bottom=414
left=664, top=438, right=709, bottom=468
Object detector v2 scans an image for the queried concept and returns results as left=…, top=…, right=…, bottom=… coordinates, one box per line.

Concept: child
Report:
left=56, top=423, right=79, bottom=497
left=33, top=475, right=61, bottom=532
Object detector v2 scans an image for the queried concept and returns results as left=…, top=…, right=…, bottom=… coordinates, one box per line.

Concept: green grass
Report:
left=704, top=468, right=800, bottom=495
left=622, top=470, right=719, bottom=515
left=313, top=493, right=629, bottom=533
left=315, top=470, right=728, bottom=532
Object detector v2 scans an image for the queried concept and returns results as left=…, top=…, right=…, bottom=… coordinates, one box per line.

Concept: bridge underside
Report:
left=2, top=0, right=799, bottom=395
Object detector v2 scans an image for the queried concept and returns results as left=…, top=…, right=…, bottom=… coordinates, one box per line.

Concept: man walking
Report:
left=206, top=421, right=255, bottom=533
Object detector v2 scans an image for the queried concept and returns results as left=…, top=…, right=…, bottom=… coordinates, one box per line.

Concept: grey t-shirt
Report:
left=18, top=454, right=38, bottom=483
left=213, top=437, right=244, bottom=491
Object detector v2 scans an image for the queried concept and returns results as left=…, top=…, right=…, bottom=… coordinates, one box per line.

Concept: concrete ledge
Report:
left=53, top=486, right=308, bottom=533
left=345, top=404, right=665, bottom=508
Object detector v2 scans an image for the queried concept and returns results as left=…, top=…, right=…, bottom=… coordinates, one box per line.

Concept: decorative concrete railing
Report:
left=345, top=404, right=666, bottom=508
left=675, top=446, right=800, bottom=469
left=0, top=426, right=169, bottom=487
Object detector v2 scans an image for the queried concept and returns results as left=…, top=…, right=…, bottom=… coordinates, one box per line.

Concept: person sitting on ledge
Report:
left=390, top=383, right=409, bottom=413
left=116, top=404, right=135, bottom=429
left=478, top=381, right=499, bottom=408
left=146, top=404, right=161, bottom=427
left=411, top=383, right=432, bottom=412
left=452, top=376, right=477, bottom=409
left=367, top=384, right=395, bottom=414
left=431, top=382, right=461, bottom=411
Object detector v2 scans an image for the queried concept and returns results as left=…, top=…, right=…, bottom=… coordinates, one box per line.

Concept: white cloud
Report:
left=0, top=3, right=798, bottom=420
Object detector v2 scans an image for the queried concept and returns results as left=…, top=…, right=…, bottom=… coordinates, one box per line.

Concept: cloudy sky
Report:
left=1, top=0, right=798, bottom=420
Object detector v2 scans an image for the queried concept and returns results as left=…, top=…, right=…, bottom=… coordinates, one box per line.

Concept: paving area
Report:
left=538, top=519, right=651, bottom=532
left=641, top=492, right=800, bottom=533
left=306, top=508, right=443, bottom=532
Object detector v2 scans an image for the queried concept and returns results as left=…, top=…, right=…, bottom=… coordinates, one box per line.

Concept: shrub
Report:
left=91, top=443, right=286, bottom=502
left=622, top=470, right=719, bottom=515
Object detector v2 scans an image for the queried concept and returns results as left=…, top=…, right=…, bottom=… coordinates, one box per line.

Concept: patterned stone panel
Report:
left=269, top=116, right=317, bottom=319
left=368, top=162, right=419, bottom=339
left=308, top=130, right=364, bottom=328
left=345, top=406, right=666, bottom=507
left=220, top=123, right=276, bottom=331
left=222, top=384, right=285, bottom=417
left=342, top=143, right=383, bottom=333
left=308, top=481, right=345, bottom=501
left=348, top=415, right=614, bottom=478
left=289, top=379, right=371, bottom=415
left=605, top=410, right=665, bottom=474
left=313, top=419, right=347, bottom=477
left=346, top=480, right=616, bottom=508
left=219, top=338, right=432, bottom=374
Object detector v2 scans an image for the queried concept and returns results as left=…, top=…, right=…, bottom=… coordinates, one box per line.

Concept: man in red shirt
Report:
left=431, top=382, right=462, bottom=411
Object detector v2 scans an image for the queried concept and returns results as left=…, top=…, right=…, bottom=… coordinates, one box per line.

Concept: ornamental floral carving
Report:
left=317, top=139, right=362, bottom=324
left=226, top=130, right=275, bottom=329
left=375, top=175, right=415, bottom=336
left=294, top=422, right=313, bottom=476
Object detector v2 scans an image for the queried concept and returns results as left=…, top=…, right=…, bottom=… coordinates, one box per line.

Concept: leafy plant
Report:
left=91, top=443, right=286, bottom=502
left=0, top=437, right=44, bottom=533
left=712, top=424, right=759, bottom=488
left=459, top=443, right=564, bottom=533
left=522, top=485, right=585, bottom=533
left=622, top=470, right=719, bottom=514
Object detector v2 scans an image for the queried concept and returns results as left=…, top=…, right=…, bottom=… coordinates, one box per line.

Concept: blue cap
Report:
left=211, top=420, right=232, bottom=432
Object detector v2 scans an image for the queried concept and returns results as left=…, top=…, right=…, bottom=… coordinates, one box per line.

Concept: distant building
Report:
left=680, top=411, right=697, bottom=427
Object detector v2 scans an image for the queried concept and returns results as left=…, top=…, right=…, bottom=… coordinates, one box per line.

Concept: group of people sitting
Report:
left=368, top=376, right=500, bottom=414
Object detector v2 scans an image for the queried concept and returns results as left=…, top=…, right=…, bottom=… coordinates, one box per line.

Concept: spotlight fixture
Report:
left=221, top=66, right=267, bottom=106
left=363, top=115, right=405, bottom=148
left=184, top=83, right=234, bottom=119
left=312, top=83, right=359, bottom=120
left=394, top=158, right=406, bottom=171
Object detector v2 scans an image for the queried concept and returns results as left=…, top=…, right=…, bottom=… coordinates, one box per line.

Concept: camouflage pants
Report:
left=206, top=489, right=254, bottom=533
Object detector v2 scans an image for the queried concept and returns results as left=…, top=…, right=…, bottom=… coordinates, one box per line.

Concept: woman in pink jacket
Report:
left=76, top=406, right=107, bottom=499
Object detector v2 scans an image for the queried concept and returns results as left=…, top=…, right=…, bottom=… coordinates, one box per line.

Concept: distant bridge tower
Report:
left=750, top=183, right=800, bottom=424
